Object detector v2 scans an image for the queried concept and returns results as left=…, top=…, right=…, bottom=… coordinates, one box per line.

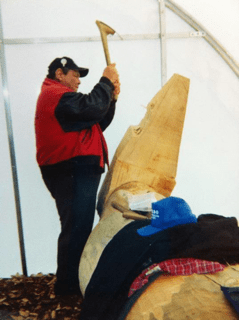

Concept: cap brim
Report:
left=77, top=67, right=89, bottom=77
left=137, top=225, right=163, bottom=237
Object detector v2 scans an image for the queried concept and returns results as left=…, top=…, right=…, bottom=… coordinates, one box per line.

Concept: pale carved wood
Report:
left=79, top=73, right=190, bottom=294
left=97, top=73, right=190, bottom=216
left=79, top=74, right=239, bottom=318
left=79, top=74, right=190, bottom=294
left=125, top=266, right=239, bottom=320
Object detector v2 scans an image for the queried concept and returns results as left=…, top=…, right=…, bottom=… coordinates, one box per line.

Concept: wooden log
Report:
left=97, top=73, right=190, bottom=216
left=79, top=74, right=190, bottom=295
left=125, top=265, right=239, bottom=320
left=79, top=73, right=239, bottom=318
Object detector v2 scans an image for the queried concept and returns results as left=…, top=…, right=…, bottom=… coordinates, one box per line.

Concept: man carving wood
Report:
left=35, top=56, right=120, bottom=296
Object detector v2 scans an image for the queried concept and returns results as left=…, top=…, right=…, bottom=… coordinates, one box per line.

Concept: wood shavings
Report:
left=0, top=273, right=83, bottom=319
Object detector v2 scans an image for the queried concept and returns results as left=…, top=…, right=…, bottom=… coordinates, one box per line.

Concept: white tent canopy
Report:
left=0, top=0, right=238, bottom=277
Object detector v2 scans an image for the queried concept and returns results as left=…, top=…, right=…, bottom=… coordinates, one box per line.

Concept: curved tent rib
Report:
left=165, top=0, right=239, bottom=78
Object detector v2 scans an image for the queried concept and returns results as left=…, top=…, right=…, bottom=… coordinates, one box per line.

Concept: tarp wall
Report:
left=0, top=0, right=238, bottom=277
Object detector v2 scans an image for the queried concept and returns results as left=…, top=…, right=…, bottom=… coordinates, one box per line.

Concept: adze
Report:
left=96, top=20, right=116, bottom=65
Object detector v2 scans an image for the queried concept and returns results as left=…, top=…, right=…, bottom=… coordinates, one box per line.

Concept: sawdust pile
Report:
left=0, top=273, right=83, bottom=320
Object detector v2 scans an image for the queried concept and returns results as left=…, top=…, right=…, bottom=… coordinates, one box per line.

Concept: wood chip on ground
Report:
left=0, top=273, right=83, bottom=320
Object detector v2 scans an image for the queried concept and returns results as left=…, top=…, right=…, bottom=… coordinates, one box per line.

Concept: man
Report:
left=35, top=56, right=120, bottom=295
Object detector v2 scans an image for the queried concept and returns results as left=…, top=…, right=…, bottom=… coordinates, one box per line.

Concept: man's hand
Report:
left=103, top=63, right=120, bottom=98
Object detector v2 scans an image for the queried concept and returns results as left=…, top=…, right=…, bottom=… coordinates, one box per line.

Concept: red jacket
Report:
left=35, top=77, right=115, bottom=169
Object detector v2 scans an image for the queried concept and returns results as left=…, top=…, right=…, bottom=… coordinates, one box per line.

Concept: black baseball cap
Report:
left=48, top=57, right=89, bottom=77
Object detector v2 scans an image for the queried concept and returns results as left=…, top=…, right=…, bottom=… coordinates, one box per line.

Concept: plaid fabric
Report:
left=160, top=258, right=225, bottom=275
left=128, top=258, right=225, bottom=297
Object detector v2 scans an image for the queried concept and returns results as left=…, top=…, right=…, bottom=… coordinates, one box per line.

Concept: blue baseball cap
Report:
left=137, top=197, right=197, bottom=237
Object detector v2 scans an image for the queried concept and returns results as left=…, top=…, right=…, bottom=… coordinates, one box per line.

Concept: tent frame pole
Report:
left=0, top=2, right=28, bottom=277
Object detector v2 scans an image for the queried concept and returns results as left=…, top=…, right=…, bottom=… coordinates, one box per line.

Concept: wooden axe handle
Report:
left=111, top=201, right=149, bottom=221
left=96, top=20, right=115, bottom=66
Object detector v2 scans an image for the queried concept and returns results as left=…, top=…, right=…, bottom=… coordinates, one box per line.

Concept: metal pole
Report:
left=158, top=0, right=167, bottom=86
left=0, top=3, right=28, bottom=276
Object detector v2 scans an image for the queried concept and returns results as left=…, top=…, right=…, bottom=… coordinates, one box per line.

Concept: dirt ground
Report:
left=0, top=273, right=83, bottom=320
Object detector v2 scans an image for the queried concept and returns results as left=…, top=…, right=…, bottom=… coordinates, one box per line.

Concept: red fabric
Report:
left=128, top=258, right=225, bottom=297
left=35, top=78, right=108, bottom=167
